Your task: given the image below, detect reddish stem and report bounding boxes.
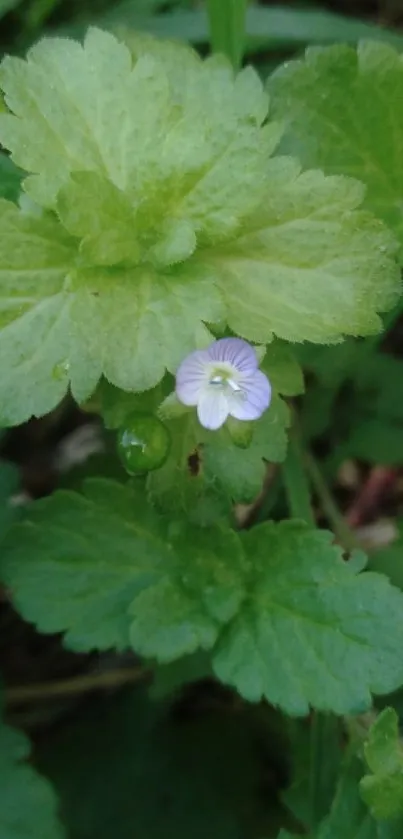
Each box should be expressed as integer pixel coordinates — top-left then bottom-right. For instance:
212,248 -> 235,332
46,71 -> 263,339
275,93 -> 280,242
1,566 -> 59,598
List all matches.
346,465 -> 397,528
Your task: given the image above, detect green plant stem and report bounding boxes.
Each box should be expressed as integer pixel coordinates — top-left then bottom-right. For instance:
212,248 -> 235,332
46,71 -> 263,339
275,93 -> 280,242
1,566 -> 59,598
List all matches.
309,713 -> 341,831
5,666 -> 149,706
206,0 -> 248,68
304,451 -> 359,553
282,431 -> 315,526
283,429 -> 343,831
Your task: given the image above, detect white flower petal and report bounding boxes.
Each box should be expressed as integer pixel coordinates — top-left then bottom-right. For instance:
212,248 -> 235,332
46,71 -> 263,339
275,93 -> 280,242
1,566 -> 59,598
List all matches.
197,389 -> 229,430
229,369 -> 271,421
175,348 -> 210,406
206,337 -> 257,374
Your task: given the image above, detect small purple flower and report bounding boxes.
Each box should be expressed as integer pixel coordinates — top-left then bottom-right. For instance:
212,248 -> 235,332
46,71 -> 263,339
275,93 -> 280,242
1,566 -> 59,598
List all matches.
175,337 -> 271,431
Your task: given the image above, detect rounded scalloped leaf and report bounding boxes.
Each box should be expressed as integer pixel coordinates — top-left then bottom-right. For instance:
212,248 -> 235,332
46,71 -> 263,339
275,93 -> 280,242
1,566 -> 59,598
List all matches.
213,521 -> 403,716
269,41 -> 403,259
0,479 -> 245,660
0,27 -> 274,248
195,161 -> 400,344
0,31 -> 399,424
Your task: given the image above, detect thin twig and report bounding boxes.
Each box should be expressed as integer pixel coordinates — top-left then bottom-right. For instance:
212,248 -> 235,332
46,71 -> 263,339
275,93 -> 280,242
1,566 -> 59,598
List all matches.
305,451 -> 360,553
5,666 -> 149,706
282,429 -> 315,526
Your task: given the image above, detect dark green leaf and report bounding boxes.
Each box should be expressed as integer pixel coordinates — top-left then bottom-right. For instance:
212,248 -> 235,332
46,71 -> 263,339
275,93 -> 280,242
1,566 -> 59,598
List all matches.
0,460 -> 19,539
0,479 -> 244,660
0,154 -> 23,202
0,712 -> 65,839
213,521 -> 403,715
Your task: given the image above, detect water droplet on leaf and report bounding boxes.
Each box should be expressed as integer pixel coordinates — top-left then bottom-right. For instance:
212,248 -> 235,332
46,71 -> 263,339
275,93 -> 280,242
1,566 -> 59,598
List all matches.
117,413 -> 170,475
52,360 -> 70,380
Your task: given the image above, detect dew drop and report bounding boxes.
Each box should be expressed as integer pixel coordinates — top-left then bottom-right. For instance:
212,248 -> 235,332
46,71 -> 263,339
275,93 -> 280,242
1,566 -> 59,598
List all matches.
52,360 -> 70,380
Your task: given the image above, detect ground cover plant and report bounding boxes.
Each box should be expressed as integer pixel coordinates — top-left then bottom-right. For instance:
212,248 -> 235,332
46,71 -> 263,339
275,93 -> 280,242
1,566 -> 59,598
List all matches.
3,0 -> 403,837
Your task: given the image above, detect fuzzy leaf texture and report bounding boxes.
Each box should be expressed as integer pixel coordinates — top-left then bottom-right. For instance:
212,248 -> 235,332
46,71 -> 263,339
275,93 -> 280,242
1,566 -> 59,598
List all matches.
213,521 -> 403,716
0,29 -> 399,423
269,40 -> 403,260
0,711 -> 65,839
360,708 -> 403,820
3,498 -> 403,716
0,479 -> 244,660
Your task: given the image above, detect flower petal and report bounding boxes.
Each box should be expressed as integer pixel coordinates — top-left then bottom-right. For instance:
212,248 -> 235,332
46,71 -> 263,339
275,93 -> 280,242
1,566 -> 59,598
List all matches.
197,389 -> 229,430
206,337 -> 258,374
176,349 -> 210,406
229,369 -> 271,421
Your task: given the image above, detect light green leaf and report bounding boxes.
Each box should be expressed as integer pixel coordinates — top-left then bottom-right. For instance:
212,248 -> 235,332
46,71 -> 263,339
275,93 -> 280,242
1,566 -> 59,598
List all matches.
0,196 -> 221,423
57,171 -> 141,266
156,389 -> 190,420
202,393 -> 290,502
226,415 -> 253,448
281,756 -> 403,838
261,340 -> 304,396
0,31 -> 399,424
199,163 -> 400,344
269,41 -> 403,257
360,708 -> 403,820
316,757 -> 391,839
0,199 -> 77,424
0,713 -> 65,839
0,28 -> 271,220
72,263 -> 220,397
0,478 -> 244,660
213,521 -> 403,715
